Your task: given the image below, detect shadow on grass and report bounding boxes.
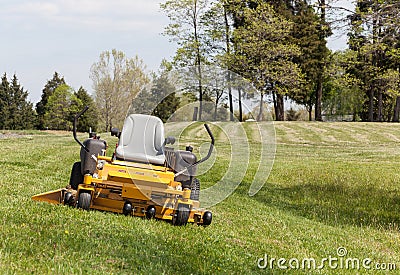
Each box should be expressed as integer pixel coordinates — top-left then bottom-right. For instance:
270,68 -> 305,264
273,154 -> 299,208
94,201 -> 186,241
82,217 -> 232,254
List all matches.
247,181 -> 400,230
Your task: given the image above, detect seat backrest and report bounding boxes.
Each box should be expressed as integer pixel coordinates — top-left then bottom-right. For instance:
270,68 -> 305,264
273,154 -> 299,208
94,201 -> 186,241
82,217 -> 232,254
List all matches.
115,114 -> 165,165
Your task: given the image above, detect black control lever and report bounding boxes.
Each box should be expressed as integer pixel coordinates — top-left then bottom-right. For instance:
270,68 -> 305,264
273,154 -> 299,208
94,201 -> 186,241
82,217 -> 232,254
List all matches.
73,106 -> 89,152
175,123 -> 215,177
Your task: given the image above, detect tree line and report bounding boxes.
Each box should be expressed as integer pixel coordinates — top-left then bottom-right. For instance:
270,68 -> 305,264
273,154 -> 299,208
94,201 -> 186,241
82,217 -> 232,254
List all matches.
160,0 -> 400,122
0,72 -> 98,131
0,53 -> 171,132
2,0 -> 399,131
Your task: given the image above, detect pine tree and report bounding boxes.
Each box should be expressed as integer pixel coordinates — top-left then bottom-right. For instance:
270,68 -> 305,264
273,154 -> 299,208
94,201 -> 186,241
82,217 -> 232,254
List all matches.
8,74 -> 36,129
290,0 -> 329,121
0,74 -> 11,130
0,73 -> 35,130
36,72 -> 65,129
151,74 -> 180,123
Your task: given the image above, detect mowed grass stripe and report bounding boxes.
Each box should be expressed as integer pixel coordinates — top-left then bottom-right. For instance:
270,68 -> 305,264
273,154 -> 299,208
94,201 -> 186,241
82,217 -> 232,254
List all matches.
0,125 -> 400,274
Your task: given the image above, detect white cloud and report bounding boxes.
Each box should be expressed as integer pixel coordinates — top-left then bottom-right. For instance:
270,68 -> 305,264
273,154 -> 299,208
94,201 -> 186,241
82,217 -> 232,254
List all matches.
0,0 -> 165,32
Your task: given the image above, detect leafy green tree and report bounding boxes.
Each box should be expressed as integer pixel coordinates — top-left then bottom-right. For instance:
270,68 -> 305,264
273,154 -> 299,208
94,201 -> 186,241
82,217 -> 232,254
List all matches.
228,1 -> 302,121
0,73 -> 36,130
36,72 -> 65,129
44,84 -> 77,130
323,51 -> 365,120
72,87 -> 99,132
348,0 -> 400,122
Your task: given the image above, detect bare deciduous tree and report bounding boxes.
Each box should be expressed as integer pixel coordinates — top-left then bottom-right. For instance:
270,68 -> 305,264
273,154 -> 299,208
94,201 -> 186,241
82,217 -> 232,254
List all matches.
90,49 -> 149,131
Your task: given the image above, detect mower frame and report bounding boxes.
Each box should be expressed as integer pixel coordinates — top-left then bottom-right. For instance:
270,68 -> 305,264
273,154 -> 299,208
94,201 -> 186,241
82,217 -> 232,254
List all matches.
32,106 -> 213,226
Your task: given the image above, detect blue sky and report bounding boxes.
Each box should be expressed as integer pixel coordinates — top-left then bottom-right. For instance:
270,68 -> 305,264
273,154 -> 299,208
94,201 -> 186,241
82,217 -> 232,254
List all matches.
0,0 -> 353,104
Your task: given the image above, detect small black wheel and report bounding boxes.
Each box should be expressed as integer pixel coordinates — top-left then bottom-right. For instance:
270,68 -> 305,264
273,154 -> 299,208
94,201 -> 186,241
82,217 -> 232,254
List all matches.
77,192 -> 91,210
172,204 -> 190,226
190,178 -> 200,201
63,192 -> 74,206
146,206 -> 156,219
202,211 -> 212,226
69,162 -> 83,190
123,202 -> 133,216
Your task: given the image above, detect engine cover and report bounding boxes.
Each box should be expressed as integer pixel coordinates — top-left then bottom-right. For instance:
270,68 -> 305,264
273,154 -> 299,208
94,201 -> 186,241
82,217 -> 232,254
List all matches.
80,138 -> 107,175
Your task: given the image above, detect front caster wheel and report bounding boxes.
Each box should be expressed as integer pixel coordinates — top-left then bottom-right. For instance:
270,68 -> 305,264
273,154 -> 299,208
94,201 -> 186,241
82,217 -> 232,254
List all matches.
77,192 -> 91,210
172,204 -> 190,226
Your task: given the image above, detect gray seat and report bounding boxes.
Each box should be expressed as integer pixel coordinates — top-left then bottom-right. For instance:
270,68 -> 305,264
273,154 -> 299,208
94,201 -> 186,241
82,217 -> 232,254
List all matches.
115,114 -> 165,165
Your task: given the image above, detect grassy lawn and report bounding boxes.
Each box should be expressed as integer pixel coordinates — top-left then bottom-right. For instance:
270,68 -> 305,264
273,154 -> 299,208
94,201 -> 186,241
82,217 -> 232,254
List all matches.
1,122 -> 400,274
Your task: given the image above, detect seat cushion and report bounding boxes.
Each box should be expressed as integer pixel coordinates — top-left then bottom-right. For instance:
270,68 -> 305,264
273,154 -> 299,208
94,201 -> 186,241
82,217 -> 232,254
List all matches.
115,114 -> 165,165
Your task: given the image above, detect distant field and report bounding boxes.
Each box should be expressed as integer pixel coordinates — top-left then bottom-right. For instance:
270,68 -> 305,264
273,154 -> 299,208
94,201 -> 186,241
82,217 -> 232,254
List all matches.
1,122 -> 400,274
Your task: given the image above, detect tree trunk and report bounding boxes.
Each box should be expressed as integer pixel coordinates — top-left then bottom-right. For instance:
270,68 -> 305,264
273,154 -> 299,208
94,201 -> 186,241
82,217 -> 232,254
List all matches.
194,1 -> 203,121
213,101 -> 217,121
396,66 -> 400,122
393,96 -> 400,122
197,68 -> 203,121
377,90 -> 383,122
227,73 -> 233,121
105,100 -> 110,132
315,0 -> 326,122
224,7 -> 234,122
257,93 -> 264,121
272,91 -> 277,120
368,86 -> 374,122
315,76 -> 323,121
368,14 -> 378,122
276,93 -> 285,121
238,87 -> 243,122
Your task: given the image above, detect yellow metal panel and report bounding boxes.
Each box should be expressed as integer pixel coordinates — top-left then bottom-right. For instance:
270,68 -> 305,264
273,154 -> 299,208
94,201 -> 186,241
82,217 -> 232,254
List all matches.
83,174 -> 92,184
31,189 -> 64,205
108,170 -> 171,185
111,159 -> 168,172
92,197 -> 124,213
103,162 -> 174,183
122,183 -> 151,200
97,156 -> 112,162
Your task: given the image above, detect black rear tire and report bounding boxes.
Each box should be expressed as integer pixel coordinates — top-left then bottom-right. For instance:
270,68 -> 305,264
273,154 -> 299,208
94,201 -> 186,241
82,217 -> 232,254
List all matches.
190,178 -> 200,201
77,192 -> 91,210
172,204 -> 190,226
69,162 -> 83,190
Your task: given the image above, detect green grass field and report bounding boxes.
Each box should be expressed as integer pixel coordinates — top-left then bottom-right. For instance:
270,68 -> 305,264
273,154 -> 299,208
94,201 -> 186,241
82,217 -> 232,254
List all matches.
1,122 -> 400,274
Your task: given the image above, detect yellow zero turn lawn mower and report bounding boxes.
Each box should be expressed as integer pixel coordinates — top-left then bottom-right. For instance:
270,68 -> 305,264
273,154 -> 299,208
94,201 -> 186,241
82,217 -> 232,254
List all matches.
32,106 -> 214,226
